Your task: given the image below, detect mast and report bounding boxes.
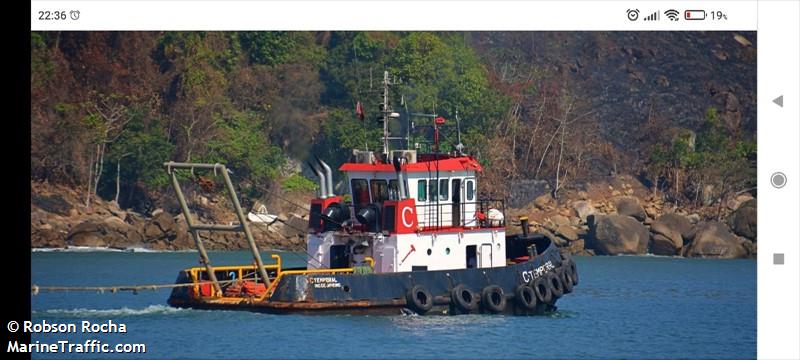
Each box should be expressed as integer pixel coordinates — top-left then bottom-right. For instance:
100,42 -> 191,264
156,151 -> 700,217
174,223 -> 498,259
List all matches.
381,71 -> 390,155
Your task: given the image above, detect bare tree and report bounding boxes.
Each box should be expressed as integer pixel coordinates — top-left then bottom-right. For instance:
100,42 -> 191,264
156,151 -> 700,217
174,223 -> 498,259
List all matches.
83,92 -> 133,207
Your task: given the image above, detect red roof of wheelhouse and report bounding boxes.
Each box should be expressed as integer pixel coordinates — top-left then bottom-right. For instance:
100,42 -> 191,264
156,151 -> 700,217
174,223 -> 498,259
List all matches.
339,156 -> 482,173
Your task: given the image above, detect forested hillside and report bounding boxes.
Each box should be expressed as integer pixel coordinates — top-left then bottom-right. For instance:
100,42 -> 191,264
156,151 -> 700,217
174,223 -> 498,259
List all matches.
31,31 -> 756,214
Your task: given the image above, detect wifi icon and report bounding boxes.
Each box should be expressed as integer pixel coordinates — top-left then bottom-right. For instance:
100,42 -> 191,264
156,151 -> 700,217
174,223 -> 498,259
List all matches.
665,9 -> 680,21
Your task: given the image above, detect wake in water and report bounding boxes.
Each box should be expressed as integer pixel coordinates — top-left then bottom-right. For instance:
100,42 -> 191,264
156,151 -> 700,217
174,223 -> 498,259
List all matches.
32,305 -> 186,318
32,246 -> 194,253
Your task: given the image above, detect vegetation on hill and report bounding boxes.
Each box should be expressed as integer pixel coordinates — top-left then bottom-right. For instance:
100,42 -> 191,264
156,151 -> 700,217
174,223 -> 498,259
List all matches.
31,31 -> 756,215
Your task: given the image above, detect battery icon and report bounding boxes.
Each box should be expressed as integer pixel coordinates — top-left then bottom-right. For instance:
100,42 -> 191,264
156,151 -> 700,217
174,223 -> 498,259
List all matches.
684,10 -> 706,20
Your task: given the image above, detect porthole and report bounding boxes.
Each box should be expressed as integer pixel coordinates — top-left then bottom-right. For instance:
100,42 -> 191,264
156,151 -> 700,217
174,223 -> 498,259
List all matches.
445,247 -> 451,255
343,285 -> 351,293
427,248 -> 432,256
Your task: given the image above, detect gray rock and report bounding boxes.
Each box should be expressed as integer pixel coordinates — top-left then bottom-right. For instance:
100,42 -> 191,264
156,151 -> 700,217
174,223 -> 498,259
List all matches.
551,215 -> 571,227
507,179 -> 551,208
67,221 -> 109,247
683,221 -> 749,258
649,214 -> 691,255
728,199 -> 756,241
151,212 -> 177,234
32,194 -> 72,216
587,214 -> 649,255
31,229 -> 67,248
614,196 -> 646,221
572,201 -> 597,223
538,228 -> 567,247
651,234 -> 681,256
66,217 -> 143,249
555,225 -> 579,241
534,194 -> 553,210
654,213 -> 695,242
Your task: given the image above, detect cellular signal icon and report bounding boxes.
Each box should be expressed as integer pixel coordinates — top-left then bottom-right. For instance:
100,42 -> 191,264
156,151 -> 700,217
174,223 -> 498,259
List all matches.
665,9 -> 679,21
643,11 -> 659,21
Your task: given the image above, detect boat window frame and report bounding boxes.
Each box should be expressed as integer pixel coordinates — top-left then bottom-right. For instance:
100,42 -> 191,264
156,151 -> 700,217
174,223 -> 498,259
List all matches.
370,179 -> 389,204
439,179 -> 449,201
388,179 -> 399,200
466,178 -> 475,201
351,178 -> 370,212
428,179 -> 438,202
417,179 -> 427,202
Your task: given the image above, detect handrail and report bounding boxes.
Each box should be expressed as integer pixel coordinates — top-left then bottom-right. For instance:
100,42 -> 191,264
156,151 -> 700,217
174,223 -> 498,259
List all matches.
185,254 -> 355,302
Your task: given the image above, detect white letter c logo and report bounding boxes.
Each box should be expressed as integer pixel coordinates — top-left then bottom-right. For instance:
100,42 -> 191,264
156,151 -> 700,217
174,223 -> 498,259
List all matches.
401,206 -> 414,228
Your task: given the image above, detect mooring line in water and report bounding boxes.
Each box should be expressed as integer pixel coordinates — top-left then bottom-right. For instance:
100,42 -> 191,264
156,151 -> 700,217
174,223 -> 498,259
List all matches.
30,279 -> 241,296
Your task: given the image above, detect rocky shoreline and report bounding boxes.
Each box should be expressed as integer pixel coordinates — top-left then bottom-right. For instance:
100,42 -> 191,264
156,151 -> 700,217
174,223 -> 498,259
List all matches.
31,182 -> 308,252
31,176 -> 756,259
509,176 -> 757,259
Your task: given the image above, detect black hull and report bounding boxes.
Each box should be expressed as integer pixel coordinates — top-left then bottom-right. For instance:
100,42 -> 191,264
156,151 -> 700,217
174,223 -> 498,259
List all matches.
168,242 -> 574,315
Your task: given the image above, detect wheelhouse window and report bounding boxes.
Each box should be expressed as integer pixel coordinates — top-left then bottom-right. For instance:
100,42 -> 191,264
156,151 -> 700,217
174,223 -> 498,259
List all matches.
466,179 -> 475,201
439,179 -> 449,201
417,180 -> 427,202
428,179 -> 438,202
370,179 -> 389,204
388,180 -> 399,200
351,179 -> 370,212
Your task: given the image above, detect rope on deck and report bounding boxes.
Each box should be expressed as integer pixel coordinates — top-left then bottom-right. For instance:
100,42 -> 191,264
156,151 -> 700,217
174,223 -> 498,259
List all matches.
30,279 -> 240,296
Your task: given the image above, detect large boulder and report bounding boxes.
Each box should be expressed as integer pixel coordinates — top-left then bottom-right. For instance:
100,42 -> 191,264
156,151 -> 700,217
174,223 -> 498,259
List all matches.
551,215 -> 571,227
655,213 -> 694,241
67,220 -> 109,247
587,214 -> 649,255
555,225 -> 579,242
683,221 -> 750,258
614,196 -> 646,221
151,211 -> 177,234
651,233 -> 681,256
649,213 -> 693,255
728,199 -> 756,241
572,201 -> 597,223
31,229 -> 67,248
66,217 -> 143,249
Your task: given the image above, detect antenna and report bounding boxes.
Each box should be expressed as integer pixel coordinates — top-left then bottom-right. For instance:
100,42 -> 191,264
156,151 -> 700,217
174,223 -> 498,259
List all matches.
455,109 -> 464,155
380,71 -> 401,156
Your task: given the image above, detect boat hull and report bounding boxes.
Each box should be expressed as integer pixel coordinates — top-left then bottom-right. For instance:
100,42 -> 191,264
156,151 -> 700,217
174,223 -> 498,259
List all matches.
168,243 -> 573,315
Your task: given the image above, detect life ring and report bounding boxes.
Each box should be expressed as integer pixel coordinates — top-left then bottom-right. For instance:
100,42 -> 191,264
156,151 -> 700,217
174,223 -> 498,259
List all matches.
514,284 -> 537,311
450,284 -> 478,313
545,271 -> 564,299
406,285 -> 433,314
481,285 -> 507,313
401,206 -> 414,228
533,275 -> 553,304
559,267 -> 574,294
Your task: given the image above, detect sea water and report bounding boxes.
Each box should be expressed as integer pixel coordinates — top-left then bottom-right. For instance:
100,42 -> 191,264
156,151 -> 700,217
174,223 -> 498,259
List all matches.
30,251 -> 756,359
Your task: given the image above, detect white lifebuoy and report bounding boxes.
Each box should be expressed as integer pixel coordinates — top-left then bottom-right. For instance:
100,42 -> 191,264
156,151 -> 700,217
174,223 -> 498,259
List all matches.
401,206 -> 414,228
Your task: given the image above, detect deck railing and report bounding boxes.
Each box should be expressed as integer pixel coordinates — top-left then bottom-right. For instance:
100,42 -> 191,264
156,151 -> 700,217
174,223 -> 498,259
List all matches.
186,254 -> 357,302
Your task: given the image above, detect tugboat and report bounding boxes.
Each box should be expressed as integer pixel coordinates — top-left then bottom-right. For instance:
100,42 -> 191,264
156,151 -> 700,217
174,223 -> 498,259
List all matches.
166,72 -> 578,315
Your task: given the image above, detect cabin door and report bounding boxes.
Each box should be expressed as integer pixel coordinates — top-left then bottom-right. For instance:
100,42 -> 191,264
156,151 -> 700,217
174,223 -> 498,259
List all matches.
452,179 -> 461,227
479,244 -> 493,268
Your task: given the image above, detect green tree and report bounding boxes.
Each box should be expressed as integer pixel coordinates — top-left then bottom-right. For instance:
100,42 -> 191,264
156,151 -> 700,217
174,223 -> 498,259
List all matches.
204,111 -> 285,185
